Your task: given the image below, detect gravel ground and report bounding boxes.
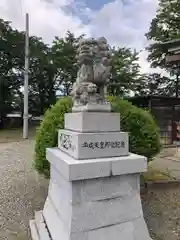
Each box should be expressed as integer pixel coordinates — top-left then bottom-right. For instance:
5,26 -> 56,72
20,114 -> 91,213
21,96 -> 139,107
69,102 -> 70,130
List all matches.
143,187 -> 180,240
0,140 -> 180,240
0,140 -> 48,240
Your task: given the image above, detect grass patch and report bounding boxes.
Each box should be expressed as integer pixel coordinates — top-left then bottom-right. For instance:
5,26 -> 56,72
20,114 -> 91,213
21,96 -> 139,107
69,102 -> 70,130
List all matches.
143,164 -> 174,182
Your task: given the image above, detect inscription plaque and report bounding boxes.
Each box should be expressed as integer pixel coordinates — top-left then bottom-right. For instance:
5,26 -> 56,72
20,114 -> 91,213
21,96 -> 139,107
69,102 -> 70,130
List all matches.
58,130 -> 129,159
82,141 -> 125,149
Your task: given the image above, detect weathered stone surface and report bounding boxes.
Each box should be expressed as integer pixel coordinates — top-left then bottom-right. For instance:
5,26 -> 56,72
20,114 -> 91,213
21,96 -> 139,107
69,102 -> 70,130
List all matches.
35,211 -> 50,240
70,218 -> 152,240
72,103 -> 111,113
58,129 -> 129,159
48,167 -> 142,233
48,180 -> 72,228
40,149 -> 150,240
112,153 -> 147,176
46,148 -> 112,181
71,37 -> 112,112
47,173 -> 143,232
50,165 -> 139,204
29,220 -> 40,240
65,112 -> 120,133
71,194 -> 143,232
43,197 -> 69,240
29,211 -> 51,240
50,165 -> 72,198
71,174 -> 140,203
43,196 -> 151,240
46,148 -> 147,181
44,190 -> 143,233
133,218 -> 152,240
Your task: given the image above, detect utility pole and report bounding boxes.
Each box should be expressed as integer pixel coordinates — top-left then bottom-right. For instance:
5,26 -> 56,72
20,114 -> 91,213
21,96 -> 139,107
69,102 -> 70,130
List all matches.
23,13 -> 29,139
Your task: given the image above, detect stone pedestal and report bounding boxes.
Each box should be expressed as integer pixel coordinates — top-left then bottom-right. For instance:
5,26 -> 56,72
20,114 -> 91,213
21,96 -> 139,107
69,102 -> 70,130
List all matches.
30,112 -> 152,240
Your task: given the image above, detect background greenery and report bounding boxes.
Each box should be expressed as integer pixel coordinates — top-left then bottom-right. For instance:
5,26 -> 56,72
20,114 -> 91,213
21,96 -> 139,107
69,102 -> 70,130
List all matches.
2,0 -> 180,129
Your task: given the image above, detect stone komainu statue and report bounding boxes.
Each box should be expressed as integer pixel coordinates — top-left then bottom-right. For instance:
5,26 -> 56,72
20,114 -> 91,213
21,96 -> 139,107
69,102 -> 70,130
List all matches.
71,37 -> 112,112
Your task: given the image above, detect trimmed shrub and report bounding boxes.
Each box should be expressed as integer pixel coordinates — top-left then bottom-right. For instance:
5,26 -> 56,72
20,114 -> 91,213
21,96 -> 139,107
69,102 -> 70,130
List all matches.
34,96 -> 161,177
34,97 -> 72,177
109,97 -> 161,159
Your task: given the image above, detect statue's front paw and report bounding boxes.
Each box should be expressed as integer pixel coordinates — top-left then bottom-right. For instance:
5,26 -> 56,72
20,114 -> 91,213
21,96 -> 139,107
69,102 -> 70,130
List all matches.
80,92 -> 89,104
87,83 -> 97,93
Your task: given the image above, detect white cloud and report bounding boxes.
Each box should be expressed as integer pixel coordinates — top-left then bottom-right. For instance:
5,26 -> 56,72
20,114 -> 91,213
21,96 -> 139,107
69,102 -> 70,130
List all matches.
0,0 -> 160,73
88,0 -> 158,48
0,0 -> 89,43
138,50 -> 170,77
87,0 -> 159,72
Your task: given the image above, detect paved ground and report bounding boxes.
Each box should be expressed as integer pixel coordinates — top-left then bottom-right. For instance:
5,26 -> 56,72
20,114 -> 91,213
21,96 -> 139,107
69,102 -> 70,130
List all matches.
0,140 -> 180,240
148,147 -> 180,180
0,140 -> 48,240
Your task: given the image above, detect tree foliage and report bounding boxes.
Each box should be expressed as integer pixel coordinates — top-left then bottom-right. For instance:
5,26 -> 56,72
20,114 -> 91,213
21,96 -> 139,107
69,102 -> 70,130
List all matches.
2,14 -> 175,128
0,19 -> 24,127
108,48 -> 141,96
51,31 -> 84,96
146,0 -> 180,96
134,73 -> 172,96
146,0 -> 180,68
0,18 -> 145,128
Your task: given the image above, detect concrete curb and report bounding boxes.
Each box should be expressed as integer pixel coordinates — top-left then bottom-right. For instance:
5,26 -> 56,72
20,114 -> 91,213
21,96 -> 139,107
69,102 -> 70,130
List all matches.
140,180 -> 180,195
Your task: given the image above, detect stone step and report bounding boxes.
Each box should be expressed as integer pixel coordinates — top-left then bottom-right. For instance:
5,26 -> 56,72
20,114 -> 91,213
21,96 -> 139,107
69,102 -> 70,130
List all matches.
29,211 -> 51,240
29,219 -> 40,240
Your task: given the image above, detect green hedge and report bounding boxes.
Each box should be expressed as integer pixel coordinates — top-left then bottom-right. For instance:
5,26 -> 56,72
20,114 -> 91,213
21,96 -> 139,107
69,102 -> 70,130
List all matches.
34,97 -> 161,177
109,97 -> 161,159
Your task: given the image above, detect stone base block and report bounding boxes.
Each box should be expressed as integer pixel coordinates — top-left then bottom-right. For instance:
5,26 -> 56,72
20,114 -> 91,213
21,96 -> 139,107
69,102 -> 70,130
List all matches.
46,148 -> 147,181
58,130 -> 129,159
30,209 -> 152,240
65,112 -> 120,133
30,148 -> 151,240
42,196 -> 152,240
50,165 -> 141,204
47,179 -> 143,232
43,196 -> 152,240
41,157 -> 151,240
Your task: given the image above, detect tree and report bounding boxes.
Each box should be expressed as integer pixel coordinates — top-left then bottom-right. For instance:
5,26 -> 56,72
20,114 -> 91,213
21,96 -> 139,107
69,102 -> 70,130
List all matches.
146,0 -> 180,67
0,27 -> 84,120
108,47 -> 141,96
134,73 -> 172,96
0,18 -> 57,121
0,17 -> 161,127
27,36 -> 57,115
0,19 -> 25,128
51,31 -> 84,96
146,0 -> 180,96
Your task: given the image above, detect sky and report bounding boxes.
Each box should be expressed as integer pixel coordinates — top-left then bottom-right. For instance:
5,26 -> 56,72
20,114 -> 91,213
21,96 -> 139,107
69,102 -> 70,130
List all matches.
0,0 -> 160,73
